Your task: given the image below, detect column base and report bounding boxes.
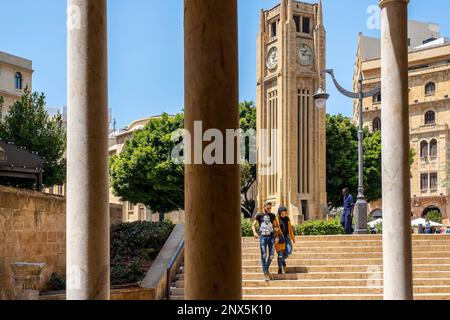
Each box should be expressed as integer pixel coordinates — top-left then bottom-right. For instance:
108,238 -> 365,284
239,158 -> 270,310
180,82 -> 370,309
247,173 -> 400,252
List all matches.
354,199 -> 369,234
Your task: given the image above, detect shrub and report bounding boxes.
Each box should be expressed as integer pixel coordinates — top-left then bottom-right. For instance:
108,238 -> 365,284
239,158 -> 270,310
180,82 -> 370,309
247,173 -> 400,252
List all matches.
242,215 -> 257,237
427,210 -> 442,224
110,260 -> 144,286
295,218 -> 344,236
47,273 -> 66,291
375,222 -> 383,234
110,220 -> 175,285
45,221 -> 175,290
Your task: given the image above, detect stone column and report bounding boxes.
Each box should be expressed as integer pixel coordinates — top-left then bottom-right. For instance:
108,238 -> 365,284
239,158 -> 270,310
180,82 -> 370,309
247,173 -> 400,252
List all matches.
184,0 -> 242,300
67,0 -> 110,300
380,0 -> 413,300
11,263 -> 45,300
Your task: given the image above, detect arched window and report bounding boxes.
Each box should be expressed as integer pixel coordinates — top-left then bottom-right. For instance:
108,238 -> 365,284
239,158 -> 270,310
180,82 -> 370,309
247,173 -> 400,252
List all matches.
420,140 -> 429,158
430,139 -> 438,158
15,72 -> 23,90
372,117 -> 381,132
425,110 -> 436,125
425,82 -> 436,95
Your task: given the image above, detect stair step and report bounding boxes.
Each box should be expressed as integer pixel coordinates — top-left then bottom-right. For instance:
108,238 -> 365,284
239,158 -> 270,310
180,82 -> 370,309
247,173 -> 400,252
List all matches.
241,235 -> 450,242
169,237 -> 450,300
241,286 -> 450,295
242,246 -> 450,253
241,252 -> 450,259
244,293 -> 450,300
169,293 -> 450,301
241,241 -> 450,248
242,258 -> 450,267
241,271 -> 450,280
241,279 -> 450,287
242,264 -> 450,273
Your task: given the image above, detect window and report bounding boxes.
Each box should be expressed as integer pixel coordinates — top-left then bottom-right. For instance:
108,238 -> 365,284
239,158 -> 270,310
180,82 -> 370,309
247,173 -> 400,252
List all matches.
302,17 -> 310,34
128,202 -> 134,212
425,82 -> 436,95
430,139 -> 438,158
372,117 -> 381,132
373,93 -> 382,103
420,141 -> 429,158
425,110 -> 436,125
0,147 -> 6,162
270,22 -> 277,38
15,72 -> 22,90
293,15 -> 301,32
430,173 -> 438,191
421,174 -> 429,191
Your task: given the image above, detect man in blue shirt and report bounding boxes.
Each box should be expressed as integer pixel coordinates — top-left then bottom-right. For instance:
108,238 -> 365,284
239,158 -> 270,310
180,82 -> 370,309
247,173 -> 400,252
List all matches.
341,187 -> 355,234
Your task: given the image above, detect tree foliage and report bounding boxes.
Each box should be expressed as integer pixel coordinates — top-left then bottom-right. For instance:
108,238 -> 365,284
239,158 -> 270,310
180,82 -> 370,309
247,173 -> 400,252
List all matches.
239,101 -> 257,218
110,102 -> 258,216
326,114 -> 359,209
326,114 -> 415,210
326,114 -> 382,209
0,88 -> 66,188
110,113 -> 185,214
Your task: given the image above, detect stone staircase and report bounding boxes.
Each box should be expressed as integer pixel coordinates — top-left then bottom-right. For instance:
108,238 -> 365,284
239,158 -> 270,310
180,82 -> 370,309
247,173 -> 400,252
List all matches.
169,235 -> 450,300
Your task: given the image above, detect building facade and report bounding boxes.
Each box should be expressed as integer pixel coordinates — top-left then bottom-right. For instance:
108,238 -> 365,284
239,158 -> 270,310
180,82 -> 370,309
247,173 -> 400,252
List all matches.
0,51 -> 33,121
354,21 -> 450,224
256,0 -> 327,223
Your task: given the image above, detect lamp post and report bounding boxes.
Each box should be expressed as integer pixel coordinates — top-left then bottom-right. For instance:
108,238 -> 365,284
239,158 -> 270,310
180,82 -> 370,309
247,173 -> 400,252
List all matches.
313,69 -> 381,234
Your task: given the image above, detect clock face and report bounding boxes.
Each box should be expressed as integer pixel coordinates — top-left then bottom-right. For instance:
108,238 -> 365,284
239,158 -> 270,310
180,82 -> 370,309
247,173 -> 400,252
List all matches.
297,44 -> 314,66
266,46 -> 278,70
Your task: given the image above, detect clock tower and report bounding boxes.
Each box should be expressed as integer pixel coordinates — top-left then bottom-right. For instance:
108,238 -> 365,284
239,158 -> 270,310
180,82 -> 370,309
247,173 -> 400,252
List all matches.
256,0 -> 328,223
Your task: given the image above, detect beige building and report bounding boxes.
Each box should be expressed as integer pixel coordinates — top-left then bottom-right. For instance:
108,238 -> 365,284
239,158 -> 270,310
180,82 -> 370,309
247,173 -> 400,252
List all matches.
355,21 -> 450,223
0,51 -> 33,120
256,0 -> 327,223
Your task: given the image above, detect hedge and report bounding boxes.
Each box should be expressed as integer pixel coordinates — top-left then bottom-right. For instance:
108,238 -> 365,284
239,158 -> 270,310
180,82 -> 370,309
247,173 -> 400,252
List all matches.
294,218 -> 344,236
45,220 -> 175,290
110,220 -> 175,285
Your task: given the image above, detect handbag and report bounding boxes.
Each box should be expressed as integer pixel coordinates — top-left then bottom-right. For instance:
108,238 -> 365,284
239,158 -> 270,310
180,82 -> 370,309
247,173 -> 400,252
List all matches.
275,217 -> 286,252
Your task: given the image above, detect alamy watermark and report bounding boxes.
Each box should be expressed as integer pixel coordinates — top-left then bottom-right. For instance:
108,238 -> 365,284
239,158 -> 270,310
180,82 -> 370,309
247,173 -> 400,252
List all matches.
366,5 -> 381,31
170,122 -> 278,176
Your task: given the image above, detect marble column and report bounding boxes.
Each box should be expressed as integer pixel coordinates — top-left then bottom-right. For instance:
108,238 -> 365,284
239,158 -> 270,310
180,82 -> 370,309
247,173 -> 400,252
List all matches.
380,0 -> 413,300
66,0 -> 110,300
184,0 -> 242,300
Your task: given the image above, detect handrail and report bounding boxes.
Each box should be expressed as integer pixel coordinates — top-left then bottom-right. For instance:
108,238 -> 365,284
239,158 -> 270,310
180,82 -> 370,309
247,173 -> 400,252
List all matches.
166,239 -> 185,300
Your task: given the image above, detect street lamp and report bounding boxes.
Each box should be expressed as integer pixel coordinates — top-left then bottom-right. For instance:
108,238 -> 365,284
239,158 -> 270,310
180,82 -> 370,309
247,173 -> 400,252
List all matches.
313,69 -> 381,234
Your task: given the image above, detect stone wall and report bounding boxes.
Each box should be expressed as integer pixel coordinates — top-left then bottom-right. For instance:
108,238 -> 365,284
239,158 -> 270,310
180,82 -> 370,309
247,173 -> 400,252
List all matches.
110,203 -> 123,226
0,186 -> 123,300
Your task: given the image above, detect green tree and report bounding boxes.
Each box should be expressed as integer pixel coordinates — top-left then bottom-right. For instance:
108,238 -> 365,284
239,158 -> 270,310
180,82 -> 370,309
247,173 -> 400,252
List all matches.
326,114 -> 415,210
326,114 -> 359,209
0,88 -> 66,188
110,113 -> 185,218
110,103 -> 258,218
239,101 -> 257,218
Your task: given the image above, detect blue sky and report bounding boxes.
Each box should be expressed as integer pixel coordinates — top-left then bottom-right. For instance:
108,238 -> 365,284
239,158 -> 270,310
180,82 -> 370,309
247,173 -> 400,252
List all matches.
1,0 -> 450,128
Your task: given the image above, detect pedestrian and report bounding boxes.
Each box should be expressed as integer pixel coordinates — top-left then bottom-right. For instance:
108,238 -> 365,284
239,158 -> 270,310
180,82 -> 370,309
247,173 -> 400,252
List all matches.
341,187 -> 355,234
252,201 -> 277,280
425,218 -> 432,234
275,206 -> 295,274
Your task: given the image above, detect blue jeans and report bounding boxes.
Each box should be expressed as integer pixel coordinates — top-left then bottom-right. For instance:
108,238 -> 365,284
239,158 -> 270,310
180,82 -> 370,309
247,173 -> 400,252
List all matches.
259,235 -> 275,274
277,236 -> 293,268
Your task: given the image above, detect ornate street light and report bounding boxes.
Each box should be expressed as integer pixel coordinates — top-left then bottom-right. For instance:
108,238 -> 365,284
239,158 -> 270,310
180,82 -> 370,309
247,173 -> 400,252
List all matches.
313,69 -> 381,234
